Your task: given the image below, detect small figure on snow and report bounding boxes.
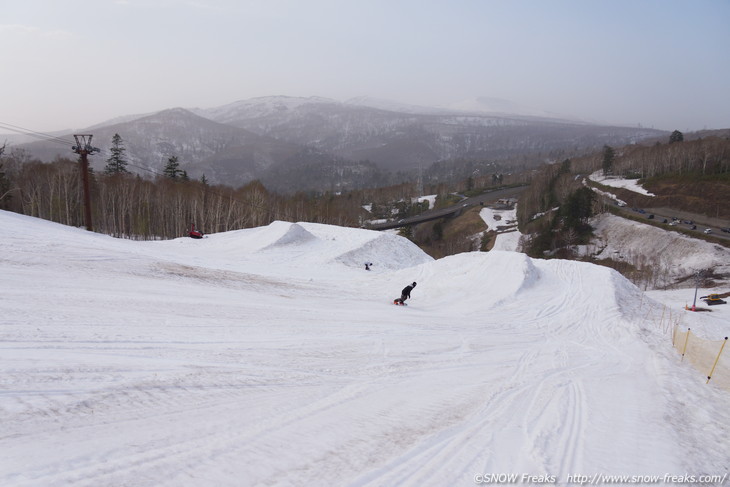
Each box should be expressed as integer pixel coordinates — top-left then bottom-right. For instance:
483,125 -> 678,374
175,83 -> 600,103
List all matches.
189,223 -> 204,239
365,262 -> 373,271
394,282 -> 416,305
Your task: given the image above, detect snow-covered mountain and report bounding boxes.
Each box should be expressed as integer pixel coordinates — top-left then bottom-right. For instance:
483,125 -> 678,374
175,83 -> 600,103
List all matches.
15,95 -> 668,192
2,209 -> 729,485
190,95 -> 336,125
344,96 -> 451,115
446,96 -> 579,121
13,107 -> 322,189
196,96 -> 667,176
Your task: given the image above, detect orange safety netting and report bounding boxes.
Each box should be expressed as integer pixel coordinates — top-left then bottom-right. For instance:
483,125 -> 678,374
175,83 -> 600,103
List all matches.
673,325 -> 730,391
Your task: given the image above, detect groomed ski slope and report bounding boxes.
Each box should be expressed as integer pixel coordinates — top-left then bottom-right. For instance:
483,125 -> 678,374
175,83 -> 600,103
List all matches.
1,210 -> 728,487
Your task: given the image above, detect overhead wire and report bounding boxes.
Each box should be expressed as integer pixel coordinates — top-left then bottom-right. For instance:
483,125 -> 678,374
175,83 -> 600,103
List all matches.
0,121 -> 76,147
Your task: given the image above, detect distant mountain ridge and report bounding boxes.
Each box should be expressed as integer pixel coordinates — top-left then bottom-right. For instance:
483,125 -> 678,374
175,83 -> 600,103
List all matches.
15,96 -> 668,192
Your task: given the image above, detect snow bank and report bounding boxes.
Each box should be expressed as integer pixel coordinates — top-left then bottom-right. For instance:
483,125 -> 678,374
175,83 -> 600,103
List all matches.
335,232 -> 432,270
590,214 -> 730,289
479,206 -> 522,251
416,194 -> 437,209
589,170 -> 655,196
646,287 -> 730,339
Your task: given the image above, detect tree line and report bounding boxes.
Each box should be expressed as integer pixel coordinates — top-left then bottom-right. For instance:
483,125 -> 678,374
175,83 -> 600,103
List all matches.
583,132 -> 730,179
0,136 -> 478,241
0,141 -> 373,239
515,130 -> 730,264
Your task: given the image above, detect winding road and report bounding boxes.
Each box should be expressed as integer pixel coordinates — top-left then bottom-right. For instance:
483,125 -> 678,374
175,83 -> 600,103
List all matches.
369,186 -> 528,231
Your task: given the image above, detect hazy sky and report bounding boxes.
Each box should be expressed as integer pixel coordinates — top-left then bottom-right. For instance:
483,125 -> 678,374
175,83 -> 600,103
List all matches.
3,0 -> 729,133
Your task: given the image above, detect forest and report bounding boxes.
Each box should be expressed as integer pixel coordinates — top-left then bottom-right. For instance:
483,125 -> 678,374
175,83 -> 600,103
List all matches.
0,143 -> 447,240
1,131 -> 728,256
516,133 -> 730,259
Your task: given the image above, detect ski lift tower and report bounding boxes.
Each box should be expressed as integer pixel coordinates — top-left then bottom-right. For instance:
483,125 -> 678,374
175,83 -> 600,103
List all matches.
72,135 -> 99,231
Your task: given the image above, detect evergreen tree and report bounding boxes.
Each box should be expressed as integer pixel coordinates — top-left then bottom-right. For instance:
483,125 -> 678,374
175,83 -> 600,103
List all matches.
398,224 -> 413,241
561,186 -> 595,230
104,133 -> 129,174
602,145 -> 615,176
200,174 -> 208,186
163,156 -> 181,179
669,130 -> 684,143
559,159 -> 572,175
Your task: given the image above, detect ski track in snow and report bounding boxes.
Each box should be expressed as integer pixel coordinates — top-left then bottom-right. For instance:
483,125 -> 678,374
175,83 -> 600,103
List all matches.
1,210 -> 729,486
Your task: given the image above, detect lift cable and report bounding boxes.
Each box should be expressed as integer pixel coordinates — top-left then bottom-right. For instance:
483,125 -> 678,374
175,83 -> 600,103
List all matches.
0,121 -> 76,147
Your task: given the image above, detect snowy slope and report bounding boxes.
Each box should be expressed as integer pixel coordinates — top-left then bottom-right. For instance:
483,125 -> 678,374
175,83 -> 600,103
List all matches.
590,213 -> 730,290
479,206 -> 522,252
1,210 -> 729,487
588,171 -> 656,196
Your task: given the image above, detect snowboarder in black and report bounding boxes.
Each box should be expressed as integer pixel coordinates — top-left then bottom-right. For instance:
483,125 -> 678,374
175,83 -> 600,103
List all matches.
395,282 -> 416,305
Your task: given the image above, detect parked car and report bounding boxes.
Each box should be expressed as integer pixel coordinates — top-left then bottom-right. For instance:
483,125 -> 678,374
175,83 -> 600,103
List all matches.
648,214 -> 654,219
691,225 -> 697,230
704,228 -> 712,234
721,227 -> 730,233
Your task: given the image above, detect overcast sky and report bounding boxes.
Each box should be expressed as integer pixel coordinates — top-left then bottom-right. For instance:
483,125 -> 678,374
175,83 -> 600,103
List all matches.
3,0 -> 729,133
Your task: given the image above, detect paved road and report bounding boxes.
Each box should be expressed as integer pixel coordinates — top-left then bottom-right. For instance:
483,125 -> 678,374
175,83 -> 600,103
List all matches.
614,204 -> 730,241
369,186 -> 527,231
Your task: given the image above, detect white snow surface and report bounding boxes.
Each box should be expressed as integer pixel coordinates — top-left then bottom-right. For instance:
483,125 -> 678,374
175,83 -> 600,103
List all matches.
416,194 -> 437,210
1,210 -> 729,486
589,171 -> 655,196
479,207 -> 523,252
590,214 -> 730,291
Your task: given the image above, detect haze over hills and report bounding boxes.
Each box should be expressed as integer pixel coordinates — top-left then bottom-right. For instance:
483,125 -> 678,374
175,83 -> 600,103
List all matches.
11,96 -> 668,192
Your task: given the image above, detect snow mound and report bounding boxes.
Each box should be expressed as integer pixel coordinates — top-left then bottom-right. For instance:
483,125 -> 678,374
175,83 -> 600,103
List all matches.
261,222 -> 317,249
335,232 -> 432,270
413,251 -> 540,312
185,220 -> 433,276
414,251 -> 650,328
257,221 -> 432,272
